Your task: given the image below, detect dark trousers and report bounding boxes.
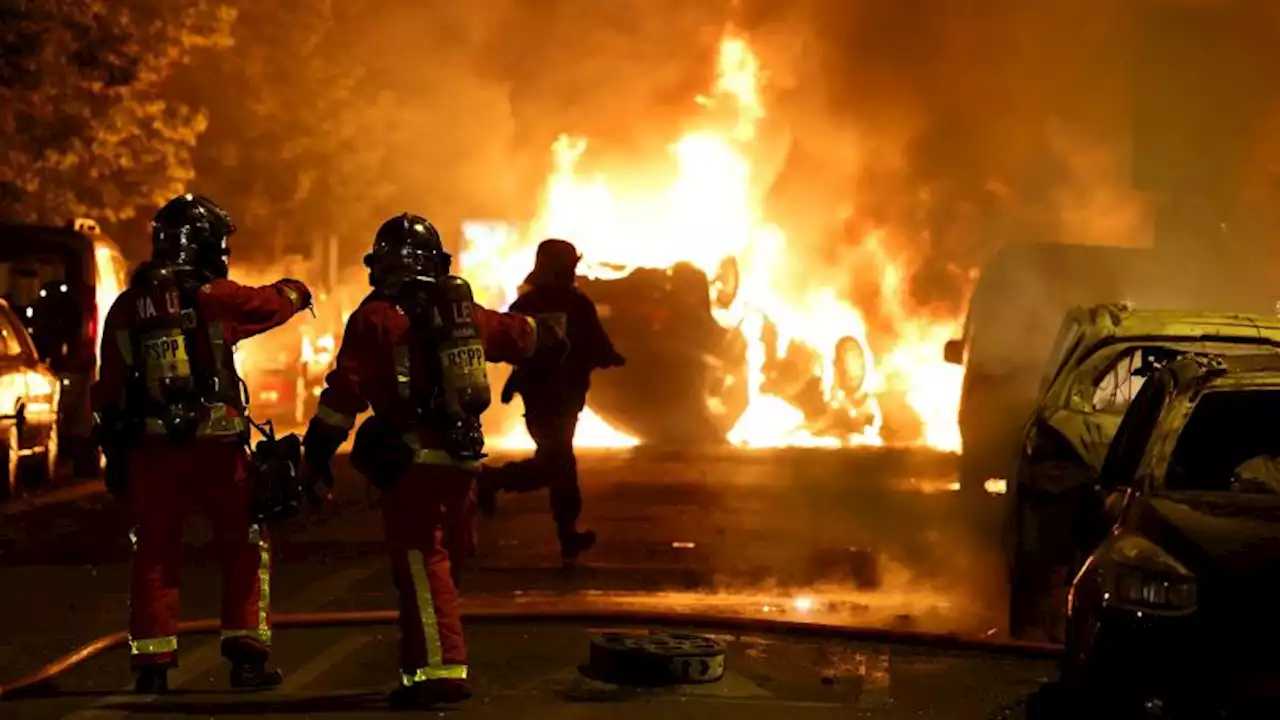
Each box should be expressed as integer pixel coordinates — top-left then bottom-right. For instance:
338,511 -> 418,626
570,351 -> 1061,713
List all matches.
494,410 -> 581,542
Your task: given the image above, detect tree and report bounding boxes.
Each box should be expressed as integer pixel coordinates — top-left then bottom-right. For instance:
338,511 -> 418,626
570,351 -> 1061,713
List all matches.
0,0 -> 234,224
181,0 -> 402,265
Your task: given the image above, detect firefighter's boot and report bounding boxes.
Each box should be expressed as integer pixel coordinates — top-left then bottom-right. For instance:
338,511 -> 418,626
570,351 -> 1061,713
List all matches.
228,660 -> 284,690
389,679 -> 473,709
223,637 -> 283,690
559,528 -> 597,565
134,666 -> 170,694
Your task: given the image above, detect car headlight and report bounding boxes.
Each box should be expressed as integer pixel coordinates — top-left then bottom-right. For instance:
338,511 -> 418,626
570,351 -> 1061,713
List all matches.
1101,536 -> 1197,615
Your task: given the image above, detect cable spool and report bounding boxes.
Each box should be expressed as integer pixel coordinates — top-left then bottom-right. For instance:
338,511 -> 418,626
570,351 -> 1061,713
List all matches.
587,631 -> 727,686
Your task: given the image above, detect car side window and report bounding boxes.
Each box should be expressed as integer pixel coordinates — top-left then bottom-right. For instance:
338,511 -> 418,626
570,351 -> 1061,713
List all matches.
1098,371 -> 1170,488
0,310 -> 26,357
1092,348 -> 1150,413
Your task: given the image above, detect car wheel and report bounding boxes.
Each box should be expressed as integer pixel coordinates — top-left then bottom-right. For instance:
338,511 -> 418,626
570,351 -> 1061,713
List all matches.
834,336 -> 868,398
17,422 -> 58,490
710,257 -> 739,312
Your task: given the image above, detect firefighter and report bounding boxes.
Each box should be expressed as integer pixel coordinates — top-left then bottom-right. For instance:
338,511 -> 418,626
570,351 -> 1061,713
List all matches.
300,213 -> 564,709
91,194 -> 312,693
478,238 -> 626,564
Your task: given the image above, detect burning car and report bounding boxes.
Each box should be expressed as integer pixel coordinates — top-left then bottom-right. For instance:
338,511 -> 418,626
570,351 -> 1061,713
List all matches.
236,323 -> 335,432
1008,304 -> 1280,641
577,259 -> 876,446
1063,352 -> 1280,716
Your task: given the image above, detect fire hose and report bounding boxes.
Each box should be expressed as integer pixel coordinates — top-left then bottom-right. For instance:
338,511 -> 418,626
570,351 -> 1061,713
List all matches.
0,607 -> 1061,701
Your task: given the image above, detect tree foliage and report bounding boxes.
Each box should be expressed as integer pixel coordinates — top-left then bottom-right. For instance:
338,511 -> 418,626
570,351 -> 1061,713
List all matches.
0,0 -> 234,224
184,0 -> 402,262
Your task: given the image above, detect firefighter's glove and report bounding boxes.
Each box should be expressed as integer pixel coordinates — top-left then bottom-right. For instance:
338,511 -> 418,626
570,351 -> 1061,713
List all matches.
279,278 -> 314,316
533,316 -> 570,363
301,422 -> 343,507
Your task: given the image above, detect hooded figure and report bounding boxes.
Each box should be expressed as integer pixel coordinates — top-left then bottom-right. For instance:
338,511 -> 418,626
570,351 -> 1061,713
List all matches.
481,239 -> 625,564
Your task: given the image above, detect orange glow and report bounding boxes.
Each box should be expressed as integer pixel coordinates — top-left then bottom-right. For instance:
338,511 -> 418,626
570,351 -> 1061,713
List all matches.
462,30 -> 964,452
0,370 -> 60,419
93,241 -> 126,367
300,332 -> 336,374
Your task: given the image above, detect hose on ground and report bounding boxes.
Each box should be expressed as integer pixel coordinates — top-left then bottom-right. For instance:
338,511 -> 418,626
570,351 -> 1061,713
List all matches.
0,608 -> 1061,700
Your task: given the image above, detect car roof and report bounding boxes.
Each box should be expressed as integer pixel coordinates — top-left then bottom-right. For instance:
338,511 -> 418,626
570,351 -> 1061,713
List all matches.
0,223 -> 96,255
1163,352 -> 1280,391
1064,303 -> 1280,342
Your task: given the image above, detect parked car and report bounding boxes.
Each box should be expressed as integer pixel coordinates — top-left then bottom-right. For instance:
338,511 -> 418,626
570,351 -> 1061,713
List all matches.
0,298 -> 61,501
1063,352 -> 1280,717
944,242 -> 1280,494
580,260 -> 874,445
1,218 -> 129,477
1008,304 -> 1280,640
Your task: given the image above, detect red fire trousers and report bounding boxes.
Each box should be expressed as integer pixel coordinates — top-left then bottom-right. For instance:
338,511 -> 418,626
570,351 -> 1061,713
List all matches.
127,441 -> 271,668
379,463 -> 476,685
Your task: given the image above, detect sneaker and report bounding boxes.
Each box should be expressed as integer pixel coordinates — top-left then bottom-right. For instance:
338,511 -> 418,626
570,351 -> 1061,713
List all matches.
229,660 -> 284,690
134,666 -> 169,694
389,678 -> 472,708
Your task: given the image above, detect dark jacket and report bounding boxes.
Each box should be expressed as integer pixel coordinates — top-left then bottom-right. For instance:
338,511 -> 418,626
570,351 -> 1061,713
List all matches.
504,280 -> 621,414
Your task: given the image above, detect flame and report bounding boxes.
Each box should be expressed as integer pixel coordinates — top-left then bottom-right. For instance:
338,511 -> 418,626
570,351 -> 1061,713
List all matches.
463,29 -> 964,452
93,241 -> 126,364
300,332 -> 336,374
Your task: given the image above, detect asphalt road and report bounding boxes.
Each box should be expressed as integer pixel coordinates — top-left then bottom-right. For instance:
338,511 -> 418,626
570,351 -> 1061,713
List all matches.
0,446 -> 1055,718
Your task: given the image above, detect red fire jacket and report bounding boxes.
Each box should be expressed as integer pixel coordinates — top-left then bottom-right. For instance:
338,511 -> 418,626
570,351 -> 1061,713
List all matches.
310,292 -> 539,464
91,277 -> 312,438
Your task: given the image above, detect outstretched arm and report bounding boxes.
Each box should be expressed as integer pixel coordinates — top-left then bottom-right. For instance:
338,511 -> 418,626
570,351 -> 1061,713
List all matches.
204,278 -> 312,344
474,305 -> 540,364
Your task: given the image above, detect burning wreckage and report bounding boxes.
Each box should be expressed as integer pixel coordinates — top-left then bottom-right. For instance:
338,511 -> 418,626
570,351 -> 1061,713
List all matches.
453,33 -> 962,452
224,31 -> 964,452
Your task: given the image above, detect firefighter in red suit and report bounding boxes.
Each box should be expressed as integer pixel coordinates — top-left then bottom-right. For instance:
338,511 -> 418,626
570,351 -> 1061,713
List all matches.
300,213 -> 563,709
91,194 -> 312,694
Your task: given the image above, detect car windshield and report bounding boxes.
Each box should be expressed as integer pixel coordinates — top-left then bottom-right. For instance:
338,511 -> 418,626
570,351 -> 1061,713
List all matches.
1165,388 -> 1280,493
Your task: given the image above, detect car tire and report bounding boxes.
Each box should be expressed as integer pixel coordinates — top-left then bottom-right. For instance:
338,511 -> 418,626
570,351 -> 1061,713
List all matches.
16,423 -> 57,491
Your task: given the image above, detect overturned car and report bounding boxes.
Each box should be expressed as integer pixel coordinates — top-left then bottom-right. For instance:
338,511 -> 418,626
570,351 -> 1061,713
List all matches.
579,260 -> 875,446
1008,303 -> 1280,641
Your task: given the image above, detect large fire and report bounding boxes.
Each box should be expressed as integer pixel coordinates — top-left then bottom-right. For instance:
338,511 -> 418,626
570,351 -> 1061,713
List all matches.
462,31 -> 964,452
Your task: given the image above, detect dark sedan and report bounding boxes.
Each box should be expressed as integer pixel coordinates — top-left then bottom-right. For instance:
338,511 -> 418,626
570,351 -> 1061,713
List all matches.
1064,353 -> 1280,717
0,299 -> 60,501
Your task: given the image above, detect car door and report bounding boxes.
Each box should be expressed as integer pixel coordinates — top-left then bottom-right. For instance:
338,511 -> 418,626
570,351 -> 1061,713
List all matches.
1072,346 -> 1158,470
0,303 -> 57,441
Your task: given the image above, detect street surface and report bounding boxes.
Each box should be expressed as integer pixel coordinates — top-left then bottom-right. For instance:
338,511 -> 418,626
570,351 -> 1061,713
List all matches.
0,446 -> 1059,718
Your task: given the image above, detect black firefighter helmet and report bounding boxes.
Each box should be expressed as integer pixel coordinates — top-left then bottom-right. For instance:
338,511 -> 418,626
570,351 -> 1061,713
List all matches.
365,213 -> 451,292
151,193 -> 235,279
